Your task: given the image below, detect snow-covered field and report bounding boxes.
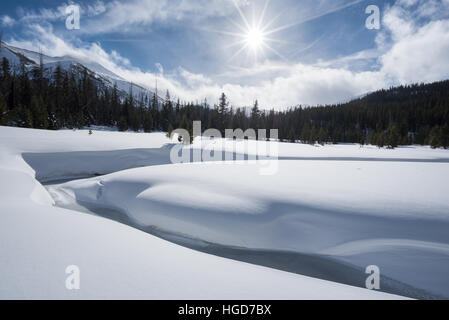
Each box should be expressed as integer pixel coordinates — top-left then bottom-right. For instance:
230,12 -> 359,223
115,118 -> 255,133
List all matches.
2,126 -> 449,299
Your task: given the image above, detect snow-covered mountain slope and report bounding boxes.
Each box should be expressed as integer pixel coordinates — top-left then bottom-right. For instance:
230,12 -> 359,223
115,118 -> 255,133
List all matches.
0,42 -> 160,101
0,125 -> 410,300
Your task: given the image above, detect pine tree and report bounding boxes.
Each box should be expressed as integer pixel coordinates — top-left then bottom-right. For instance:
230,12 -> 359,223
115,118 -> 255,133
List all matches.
31,50 -> 46,95
167,123 -> 174,138
318,127 -> 327,145
250,100 -> 261,130
130,109 -> 140,132
0,92 -> 6,125
377,131 -> 386,148
31,96 -> 48,129
19,64 -> 32,109
48,101 -> 60,130
442,125 -> 449,149
300,123 -> 311,144
76,110 -> 84,129
179,113 -> 192,143
1,57 -> 10,80
217,92 -> 229,133
151,92 -> 160,130
288,127 -> 296,143
13,104 -> 33,128
161,90 -> 173,131
428,125 -> 449,149
118,116 -> 128,132
386,124 -> 401,149
309,126 -> 317,145
111,83 -> 120,125
143,110 -> 153,133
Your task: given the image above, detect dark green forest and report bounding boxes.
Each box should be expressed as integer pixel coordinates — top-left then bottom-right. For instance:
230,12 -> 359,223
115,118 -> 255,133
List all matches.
1,56 -> 448,149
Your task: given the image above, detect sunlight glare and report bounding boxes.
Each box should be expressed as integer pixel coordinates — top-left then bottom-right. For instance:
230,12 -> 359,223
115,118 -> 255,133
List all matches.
245,27 -> 265,51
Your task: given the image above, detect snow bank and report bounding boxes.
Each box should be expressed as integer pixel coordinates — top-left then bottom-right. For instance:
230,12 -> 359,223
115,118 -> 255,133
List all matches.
49,160 -> 449,298
3,199 -> 406,299
0,126 -> 409,299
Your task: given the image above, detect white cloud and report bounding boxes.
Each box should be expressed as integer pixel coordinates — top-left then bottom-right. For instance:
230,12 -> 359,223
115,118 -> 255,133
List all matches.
1,15 -> 15,27
5,0 -> 449,109
9,25 -> 385,108
86,1 -> 107,17
14,0 -> 249,35
378,0 -> 449,84
84,0 -> 250,34
16,4 -> 68,22
380,20 -> 449,83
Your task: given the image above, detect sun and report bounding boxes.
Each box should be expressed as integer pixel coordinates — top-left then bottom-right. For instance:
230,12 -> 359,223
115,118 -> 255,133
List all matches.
220,0 -> 286,63
204,0 -> 288,63
245,27 -> 265,51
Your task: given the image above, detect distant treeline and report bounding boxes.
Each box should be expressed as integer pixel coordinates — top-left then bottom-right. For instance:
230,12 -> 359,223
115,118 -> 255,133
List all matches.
0,56 -> 448,149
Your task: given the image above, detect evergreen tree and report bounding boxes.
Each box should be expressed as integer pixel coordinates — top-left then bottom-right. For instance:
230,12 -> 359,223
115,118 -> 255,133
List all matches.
143,110 -> 153,133
377,131 -> 386,148
217,92 -> 228,133
1,57 -> 10,80
31,96 -> 48,129
288,127 -> 296,143
167,123 -> 174,138
318,127 -> 327,145
19,63 -> 32,109
300,123 -> 311,143
1,55 -> 449,148
386,124 -> 401,149
250,100 -> 261,129
111,83 -> 120,125
161,90 -> 174,131
151,92 -> 160,130
118,116 -> 128,132
442,125 -> 449,149
0,92 -> 6,125
429,126 -> 441,149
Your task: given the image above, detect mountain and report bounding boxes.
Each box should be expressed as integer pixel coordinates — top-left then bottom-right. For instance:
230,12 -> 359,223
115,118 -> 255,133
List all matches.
0,42 -> 163,102
0,41 -> 448,148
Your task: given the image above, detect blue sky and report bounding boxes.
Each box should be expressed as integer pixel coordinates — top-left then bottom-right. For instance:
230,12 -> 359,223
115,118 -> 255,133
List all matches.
1,0 -> 449,108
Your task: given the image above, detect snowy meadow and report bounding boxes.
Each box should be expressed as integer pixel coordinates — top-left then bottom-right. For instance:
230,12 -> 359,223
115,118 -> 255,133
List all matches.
1,125 -> 449,299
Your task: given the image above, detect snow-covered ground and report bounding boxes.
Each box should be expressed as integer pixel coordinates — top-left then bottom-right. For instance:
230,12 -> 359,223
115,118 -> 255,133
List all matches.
3,126 -> 449,299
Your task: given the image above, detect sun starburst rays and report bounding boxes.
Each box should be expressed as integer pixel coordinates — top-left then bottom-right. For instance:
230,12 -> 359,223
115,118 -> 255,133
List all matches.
227,0 -> 287,64
202,0 -> 368,65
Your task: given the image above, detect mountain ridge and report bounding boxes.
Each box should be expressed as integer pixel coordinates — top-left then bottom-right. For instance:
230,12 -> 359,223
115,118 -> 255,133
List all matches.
0,42 -> 163,103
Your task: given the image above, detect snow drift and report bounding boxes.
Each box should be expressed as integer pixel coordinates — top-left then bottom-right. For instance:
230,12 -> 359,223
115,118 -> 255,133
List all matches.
3,126 -> 449,299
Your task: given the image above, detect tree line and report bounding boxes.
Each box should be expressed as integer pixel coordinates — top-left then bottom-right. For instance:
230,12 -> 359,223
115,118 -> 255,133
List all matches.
0,55 -> 448,149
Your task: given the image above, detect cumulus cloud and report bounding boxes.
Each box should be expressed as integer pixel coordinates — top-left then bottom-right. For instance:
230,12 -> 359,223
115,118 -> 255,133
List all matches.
380,20 -> 449,83
1,15 -> 15,27
378,0 -> 449,83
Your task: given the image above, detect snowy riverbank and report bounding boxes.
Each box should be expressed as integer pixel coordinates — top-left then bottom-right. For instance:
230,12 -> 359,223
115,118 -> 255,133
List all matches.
3,126 -> 449,299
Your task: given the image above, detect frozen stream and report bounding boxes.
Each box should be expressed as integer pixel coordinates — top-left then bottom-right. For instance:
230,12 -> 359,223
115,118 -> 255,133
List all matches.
42,174 -> 446,300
